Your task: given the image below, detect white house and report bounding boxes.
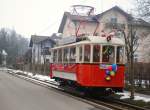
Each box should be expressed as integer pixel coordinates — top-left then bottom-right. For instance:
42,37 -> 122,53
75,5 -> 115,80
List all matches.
29,35 -> 56,64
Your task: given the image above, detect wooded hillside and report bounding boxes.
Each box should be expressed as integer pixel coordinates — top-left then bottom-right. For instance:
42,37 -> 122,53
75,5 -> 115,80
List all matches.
0,28 -> 29,65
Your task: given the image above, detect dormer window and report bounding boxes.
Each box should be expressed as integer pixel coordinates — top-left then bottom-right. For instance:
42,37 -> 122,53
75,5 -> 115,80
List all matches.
111,17 -> 117,23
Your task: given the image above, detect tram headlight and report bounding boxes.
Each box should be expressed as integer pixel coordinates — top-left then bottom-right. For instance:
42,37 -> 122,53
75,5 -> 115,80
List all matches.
105,76 -> 111,81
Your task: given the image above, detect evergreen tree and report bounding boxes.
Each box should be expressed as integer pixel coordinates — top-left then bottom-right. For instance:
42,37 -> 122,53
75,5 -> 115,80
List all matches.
0,28 -> 29,65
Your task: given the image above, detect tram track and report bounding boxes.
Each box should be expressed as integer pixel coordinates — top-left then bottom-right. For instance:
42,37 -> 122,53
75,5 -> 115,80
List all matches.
6,70 -> 149,110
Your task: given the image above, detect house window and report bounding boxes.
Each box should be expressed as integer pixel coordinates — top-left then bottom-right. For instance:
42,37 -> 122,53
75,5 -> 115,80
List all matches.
42,47 -> 50,55
46,59 -> 49,63
115,31 -> 124,38
111,17 -> 117,23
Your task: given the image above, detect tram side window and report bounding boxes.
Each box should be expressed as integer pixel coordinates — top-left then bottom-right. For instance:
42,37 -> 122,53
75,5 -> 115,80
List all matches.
63,48 -> 69,63
93,45 -> 100,62
53,50 -> 57,63
102,46 -> 115,63
117,46 -> 124,64
84,45 -> 91,62
79,46 -> 82,62
70,46 -> 76,63
58,49 -> 62,63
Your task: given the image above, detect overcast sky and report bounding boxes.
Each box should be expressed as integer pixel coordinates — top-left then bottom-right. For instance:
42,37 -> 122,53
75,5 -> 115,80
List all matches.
0,0 -> 134,38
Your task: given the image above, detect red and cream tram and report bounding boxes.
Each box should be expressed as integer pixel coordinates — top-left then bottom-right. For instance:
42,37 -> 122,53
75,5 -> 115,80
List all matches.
50,35 -> 125,94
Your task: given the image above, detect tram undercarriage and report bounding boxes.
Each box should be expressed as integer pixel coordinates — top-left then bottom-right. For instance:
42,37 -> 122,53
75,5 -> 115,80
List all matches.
54,77 -> 123,96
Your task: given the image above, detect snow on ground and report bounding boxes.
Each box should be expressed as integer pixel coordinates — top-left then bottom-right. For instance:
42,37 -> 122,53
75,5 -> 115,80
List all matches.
22,71 -> 54,82
32,74 -> 55,81
0,67 -> 7,71
4,68 -> 54,82
117,91 -> 150,102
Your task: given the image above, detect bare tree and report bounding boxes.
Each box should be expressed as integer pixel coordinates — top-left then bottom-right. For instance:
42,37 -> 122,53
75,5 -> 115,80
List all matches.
136,0 -> 150,22
122,22 -> 139,99
0,28 -> 29,66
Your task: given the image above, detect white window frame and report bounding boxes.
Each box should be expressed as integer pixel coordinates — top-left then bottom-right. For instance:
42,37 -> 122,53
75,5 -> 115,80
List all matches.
76,45 -> 79,63
90,44 -> 93,63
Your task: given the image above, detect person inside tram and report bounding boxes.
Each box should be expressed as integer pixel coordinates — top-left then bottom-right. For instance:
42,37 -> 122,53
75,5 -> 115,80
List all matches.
93,45 -> 100,62
116,46 -> 124,64
102,46 -> 114,63
64,48 -> 69,62
84,45 -> 90,62
70,47 -> 76,62
53,50 -> 57,63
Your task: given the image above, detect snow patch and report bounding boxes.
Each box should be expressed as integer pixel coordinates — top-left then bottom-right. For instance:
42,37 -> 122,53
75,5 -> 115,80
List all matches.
117,92 -> 150,102
32,74 -> 54,81
4,68 -> 55,82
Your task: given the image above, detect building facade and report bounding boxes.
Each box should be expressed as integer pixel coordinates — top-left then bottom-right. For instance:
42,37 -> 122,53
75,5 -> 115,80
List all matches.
58,6 -> 150,62
29,35 -> 55,64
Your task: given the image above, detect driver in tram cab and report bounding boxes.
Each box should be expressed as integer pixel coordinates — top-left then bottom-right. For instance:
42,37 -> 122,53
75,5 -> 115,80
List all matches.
84,45 -> 90,62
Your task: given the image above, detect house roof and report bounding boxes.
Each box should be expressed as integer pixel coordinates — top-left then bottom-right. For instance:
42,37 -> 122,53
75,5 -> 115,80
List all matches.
58,5 -> 150,35
58,6 -> 134,33
29,35 -> 55,47
58,12 -> 98,33
50,33 -> 62,40
132,18 -> 150,27
96,6 -> 133,21
58,6 -> 133,33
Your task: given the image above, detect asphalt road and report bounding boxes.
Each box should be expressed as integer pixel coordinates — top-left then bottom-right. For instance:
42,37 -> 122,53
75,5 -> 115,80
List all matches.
0,70 -> 101,110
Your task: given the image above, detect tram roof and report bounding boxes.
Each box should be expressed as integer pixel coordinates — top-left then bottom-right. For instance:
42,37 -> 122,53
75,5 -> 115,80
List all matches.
51,36 -> 125,49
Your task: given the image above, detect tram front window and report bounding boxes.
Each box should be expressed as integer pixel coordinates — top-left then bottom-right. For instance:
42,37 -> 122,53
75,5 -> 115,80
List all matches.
84,45 -> 90,62
117,46 -> 124,64
93,45 -> 100,62
102,45 -> 115,63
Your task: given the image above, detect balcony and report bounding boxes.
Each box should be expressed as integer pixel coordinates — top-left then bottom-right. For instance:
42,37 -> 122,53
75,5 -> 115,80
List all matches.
105,22 -> 126,30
